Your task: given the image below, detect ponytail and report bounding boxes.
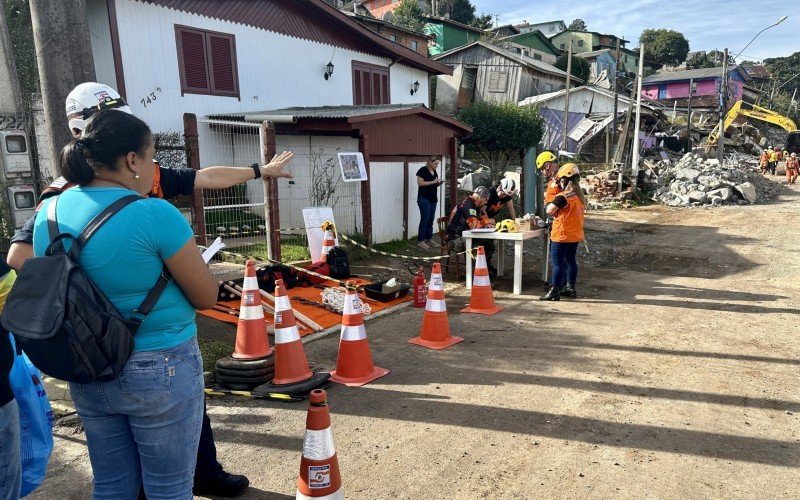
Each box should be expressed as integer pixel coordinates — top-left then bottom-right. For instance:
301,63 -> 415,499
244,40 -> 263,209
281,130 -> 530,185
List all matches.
59,138 -> 95,185
569,178 -> 587,207
57,109 -> 151,186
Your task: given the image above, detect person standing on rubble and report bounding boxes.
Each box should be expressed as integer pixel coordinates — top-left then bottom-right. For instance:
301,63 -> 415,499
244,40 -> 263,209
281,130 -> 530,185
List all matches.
759,149 -> 769,175
786,153 -> 799,185
540,164 -> 586,301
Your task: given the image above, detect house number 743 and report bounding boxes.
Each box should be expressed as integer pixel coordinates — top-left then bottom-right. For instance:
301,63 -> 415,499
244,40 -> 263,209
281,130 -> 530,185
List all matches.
140,90 -> 160,108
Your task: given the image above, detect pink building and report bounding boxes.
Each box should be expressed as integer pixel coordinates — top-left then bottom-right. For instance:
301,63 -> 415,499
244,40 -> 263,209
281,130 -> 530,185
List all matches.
641,66 -> 755,111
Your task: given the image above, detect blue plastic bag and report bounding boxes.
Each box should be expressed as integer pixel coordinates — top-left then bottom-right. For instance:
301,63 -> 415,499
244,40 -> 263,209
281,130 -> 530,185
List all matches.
8,334 -> 54,497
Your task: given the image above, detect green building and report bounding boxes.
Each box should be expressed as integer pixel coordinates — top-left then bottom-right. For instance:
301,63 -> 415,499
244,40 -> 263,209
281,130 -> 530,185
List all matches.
424,16 -> 484,56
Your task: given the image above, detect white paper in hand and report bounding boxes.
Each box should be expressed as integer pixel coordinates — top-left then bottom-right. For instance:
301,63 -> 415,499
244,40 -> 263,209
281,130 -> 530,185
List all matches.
202,237 -> 226,263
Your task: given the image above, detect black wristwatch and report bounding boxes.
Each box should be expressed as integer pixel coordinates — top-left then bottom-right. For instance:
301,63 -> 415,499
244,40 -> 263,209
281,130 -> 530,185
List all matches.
250,163 -> 261,180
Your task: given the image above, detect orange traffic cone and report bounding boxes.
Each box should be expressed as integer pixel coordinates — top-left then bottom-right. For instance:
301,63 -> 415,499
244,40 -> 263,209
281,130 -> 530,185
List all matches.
268,280 -> 329,393
461,246 -> 503,315
320,230 -> 336,262
232,260 -> 273,359
296,389 -> 343,500
330,287 -> 389,387
408,262 -> 463,350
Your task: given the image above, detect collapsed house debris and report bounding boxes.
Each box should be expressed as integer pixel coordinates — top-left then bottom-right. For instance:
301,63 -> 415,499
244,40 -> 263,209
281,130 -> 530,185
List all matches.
644,152 -> 781,207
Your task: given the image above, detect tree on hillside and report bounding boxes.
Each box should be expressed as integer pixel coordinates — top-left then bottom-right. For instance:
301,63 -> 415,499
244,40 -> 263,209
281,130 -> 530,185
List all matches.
568,19 -> 587,31
555,53 -> 591,83
393,0 -> 424,32
685,49 -> 733,70
436,0 -> 492,29
764,52 -> 800,97
457,102 -> 544,178
639,28 -> 690,70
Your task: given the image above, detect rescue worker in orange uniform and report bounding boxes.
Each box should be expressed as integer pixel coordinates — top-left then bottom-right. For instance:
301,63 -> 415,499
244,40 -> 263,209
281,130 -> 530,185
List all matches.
446,186 -> 496,275
786,152 -> 799,185
540,164 -> 586,301
536,150 -> 562,203
759,149 -> 770,175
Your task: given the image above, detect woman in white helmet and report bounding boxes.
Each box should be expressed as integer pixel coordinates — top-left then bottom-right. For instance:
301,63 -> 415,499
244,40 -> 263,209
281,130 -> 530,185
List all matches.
485,177 -> 518,221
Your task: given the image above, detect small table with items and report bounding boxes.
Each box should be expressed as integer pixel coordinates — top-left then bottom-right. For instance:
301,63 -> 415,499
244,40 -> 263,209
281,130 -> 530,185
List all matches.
462,228 -> 546,295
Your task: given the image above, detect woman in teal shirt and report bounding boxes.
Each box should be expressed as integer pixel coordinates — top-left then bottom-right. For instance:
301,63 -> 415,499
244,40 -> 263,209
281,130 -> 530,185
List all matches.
32,109 -> 217,499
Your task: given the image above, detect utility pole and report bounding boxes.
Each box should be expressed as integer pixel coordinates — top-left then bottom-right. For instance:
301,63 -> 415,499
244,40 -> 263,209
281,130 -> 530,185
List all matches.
610,39 -> 620,164
687,78 -> 694,153
29,0 -> 96,163
562,38 -> 573,153
717,48 -> 728,164
630,43 -> 645,186
0,7 -> 23,115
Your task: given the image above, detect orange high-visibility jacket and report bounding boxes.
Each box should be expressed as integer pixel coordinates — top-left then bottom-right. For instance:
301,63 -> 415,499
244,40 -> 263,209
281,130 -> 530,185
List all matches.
544,178 -> 562,204
551,191 -> 585,243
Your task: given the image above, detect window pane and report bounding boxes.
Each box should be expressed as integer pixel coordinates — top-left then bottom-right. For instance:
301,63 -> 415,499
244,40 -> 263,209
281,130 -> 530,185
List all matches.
208,35 -> 237,93
179,30 -> 209,90
354,68 -> 363,105
363,71 -> 372,105
5,135 -> 26,154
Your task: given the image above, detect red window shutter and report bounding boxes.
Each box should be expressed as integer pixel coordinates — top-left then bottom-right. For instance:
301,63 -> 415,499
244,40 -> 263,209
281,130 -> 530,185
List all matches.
372,72 -> 381,105
178,29 -> 209,92
354,67 -> 363,105
362,70 -> 372,105
208,34 -> 238,95
380,73 -> 389,104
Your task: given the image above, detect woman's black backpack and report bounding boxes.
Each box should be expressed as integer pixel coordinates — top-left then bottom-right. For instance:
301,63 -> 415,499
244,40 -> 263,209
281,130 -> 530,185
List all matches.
1,195 -> 169,384
326,247 -> 351,279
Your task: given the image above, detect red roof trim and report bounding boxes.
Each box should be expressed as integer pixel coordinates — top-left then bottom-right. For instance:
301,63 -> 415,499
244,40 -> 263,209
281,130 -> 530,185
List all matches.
139,0 -> 452,75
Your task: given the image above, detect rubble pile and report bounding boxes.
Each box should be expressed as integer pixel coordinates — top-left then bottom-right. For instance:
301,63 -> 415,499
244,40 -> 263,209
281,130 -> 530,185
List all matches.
646,152 -> 781,207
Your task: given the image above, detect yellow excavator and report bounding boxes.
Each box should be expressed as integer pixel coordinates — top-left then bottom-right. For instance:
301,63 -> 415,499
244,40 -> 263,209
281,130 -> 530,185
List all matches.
706,100 -> 798,148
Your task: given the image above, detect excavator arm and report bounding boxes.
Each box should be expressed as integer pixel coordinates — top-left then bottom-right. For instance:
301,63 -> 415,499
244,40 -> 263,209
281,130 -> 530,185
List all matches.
706,100 -> 798,146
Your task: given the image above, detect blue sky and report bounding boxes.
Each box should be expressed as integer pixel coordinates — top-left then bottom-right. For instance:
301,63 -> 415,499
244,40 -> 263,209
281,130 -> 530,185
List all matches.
472,0 -> 798,62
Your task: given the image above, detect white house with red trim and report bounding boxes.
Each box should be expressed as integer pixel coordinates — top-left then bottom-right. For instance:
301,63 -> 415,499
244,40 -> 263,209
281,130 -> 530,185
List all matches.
83,0 -> 472,246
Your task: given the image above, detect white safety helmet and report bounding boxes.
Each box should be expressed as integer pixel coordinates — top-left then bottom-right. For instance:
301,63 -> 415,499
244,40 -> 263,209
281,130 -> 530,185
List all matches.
499,177 -> 517,196
65,82 -> 132,132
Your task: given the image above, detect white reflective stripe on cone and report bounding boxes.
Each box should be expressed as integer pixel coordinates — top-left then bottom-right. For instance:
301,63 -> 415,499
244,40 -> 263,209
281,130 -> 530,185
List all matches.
429,273 -> 444,291
239,305 -> 264,320
274,325 -> 300,344
274,295 -> 291,311
302,428 -> 336,460
425,298 -> 447,312
297,488 -> 344,500
340,324 -> 367,341
243,276 -> 259,290
475,254 -> 487,268
473,275 -> 491,287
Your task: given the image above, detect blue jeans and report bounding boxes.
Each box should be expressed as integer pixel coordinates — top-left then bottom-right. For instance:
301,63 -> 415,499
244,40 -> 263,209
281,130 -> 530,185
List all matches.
70,339 -> 204,500
550,242 -> 579,288
0,399 -> 21,500
417,197 -> 437,242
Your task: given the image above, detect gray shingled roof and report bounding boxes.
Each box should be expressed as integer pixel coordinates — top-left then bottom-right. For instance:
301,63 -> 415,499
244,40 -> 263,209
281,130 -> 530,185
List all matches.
642,66 -> 749,85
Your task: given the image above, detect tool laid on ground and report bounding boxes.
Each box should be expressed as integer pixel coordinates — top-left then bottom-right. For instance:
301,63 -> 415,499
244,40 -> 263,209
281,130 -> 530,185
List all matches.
292,296 -> 333,312
204,387 -> 304,403
211,304 -> 239,315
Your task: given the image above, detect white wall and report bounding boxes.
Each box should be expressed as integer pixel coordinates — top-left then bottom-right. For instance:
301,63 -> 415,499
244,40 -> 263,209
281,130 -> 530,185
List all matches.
85,0 -> 117,90
107,0 -> 431,134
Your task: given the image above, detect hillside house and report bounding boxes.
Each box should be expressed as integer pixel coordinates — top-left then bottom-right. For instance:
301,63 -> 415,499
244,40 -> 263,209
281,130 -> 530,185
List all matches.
345,12 -> 433,55
550,30 -> 638,75
83,0 -> 469,245
514,20 -> 566,37
432,41 -> 579,115
495,30 -> 561,65
576,49 -> 617,81
357,0 -> 431,20
423,16 -> 484,56
641,66 -> 755,111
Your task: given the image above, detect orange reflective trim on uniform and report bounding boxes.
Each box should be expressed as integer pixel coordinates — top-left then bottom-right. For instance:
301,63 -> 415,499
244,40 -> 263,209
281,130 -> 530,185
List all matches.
550,192 -> 585,243
544,179 -> 561,204
149,161 -> 164,199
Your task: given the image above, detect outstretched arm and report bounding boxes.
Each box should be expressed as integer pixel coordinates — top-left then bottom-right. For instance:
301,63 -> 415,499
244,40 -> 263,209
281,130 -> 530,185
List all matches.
194,151 -> 294,190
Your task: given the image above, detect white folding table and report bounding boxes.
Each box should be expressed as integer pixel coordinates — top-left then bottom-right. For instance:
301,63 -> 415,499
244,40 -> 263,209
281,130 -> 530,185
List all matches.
462,228 -> 546,295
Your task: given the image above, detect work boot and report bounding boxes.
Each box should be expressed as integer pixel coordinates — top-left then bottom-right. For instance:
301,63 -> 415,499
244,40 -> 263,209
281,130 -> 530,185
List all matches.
562,283 -> 577,299
193,471 -> 250,498
539,286 -> 560,301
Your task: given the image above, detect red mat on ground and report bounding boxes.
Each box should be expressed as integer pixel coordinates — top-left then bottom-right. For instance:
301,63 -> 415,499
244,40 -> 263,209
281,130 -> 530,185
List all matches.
199,280 -> 411,337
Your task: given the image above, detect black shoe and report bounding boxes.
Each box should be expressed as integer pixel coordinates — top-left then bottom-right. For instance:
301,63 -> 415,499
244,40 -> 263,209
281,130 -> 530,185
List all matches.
193,471 -> 250,498
562,283 -> 576,298
539,286 -> 560,301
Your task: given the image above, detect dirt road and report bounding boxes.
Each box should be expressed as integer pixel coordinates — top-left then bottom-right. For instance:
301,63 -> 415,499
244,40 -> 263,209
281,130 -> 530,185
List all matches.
33,182 -> 800,499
